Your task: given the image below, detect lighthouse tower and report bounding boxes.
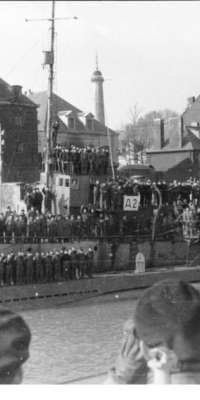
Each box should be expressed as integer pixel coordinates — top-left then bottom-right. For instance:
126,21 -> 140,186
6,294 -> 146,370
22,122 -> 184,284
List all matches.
91,57 -> 105,125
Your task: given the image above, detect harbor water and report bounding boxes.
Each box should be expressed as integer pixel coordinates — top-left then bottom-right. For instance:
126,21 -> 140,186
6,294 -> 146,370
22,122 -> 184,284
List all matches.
21,290 -> 142,384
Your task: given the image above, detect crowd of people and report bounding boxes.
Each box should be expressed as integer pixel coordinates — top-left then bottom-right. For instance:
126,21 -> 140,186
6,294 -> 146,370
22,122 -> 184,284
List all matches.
155,178 -> 200,240
0,205 -> 125,242
89,176 -> 160,210
24,184 -> 53,214
87,177 -> 200,239
2,178 -> 200,243
0,246 -> 95,287
49,144 -> 110,175
2,175 -> 200,246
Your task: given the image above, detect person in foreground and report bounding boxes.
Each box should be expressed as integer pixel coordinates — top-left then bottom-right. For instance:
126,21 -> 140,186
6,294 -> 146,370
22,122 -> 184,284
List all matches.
0,307 -> 31,384
105,279 -> 200,384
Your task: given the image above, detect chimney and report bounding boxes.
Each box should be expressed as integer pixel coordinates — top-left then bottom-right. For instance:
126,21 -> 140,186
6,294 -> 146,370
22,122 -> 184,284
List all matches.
153,118 -> 165,149
187,96 -> 195,108
160,119 -> 165,148
12,85 -> 22,99
178,116 -> 184,148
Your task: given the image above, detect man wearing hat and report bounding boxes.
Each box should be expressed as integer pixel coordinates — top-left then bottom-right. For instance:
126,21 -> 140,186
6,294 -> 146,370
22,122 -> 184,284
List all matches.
53,250 -> 61,281
0,253 -> 5,286
44,252 -> 53,282
105,279 -> 200,384
0,307 -> 31,384
61,249 -> 70,281
71,248 -> 78,280
15,251 -> 25,285
86,248 -> 94,278
77,248 -> 85,278
5,252 -> 15,286
33,251 -> 43,283
25,248 -> 34,285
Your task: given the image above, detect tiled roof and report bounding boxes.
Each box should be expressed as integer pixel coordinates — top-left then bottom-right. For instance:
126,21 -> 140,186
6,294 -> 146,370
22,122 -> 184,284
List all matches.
28,90 -> 117,136
0,78 -> 36,107
28,91 -> 81,132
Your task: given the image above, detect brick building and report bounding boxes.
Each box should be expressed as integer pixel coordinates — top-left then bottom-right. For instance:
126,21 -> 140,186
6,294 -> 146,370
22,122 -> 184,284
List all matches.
28,90 -> 119,164
146,98 -> 200,181
0,78 -> 39,183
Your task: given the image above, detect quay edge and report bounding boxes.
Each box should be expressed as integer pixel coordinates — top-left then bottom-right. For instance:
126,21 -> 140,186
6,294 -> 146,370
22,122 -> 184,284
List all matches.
1,266 -> 200,311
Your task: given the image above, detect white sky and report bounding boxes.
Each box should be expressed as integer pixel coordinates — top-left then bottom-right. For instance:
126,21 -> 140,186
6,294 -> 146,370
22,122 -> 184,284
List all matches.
1,1 -> 200,129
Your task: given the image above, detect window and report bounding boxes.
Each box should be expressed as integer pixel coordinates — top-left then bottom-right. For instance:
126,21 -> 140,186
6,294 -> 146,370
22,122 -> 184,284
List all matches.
59,178 -> 63,186
86,119 -> 93,130
65,179 -> 70,187
68,117 -> 75,129
15,115 -> 24,127
16,142 -> 24,153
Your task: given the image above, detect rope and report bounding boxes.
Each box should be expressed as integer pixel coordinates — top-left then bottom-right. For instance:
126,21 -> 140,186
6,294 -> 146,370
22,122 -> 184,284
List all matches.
4,38 -> 43,79
104,103 -> 115,179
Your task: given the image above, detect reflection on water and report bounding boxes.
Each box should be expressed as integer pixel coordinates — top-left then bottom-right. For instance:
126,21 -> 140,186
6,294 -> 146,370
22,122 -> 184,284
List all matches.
21,291 -> 140,384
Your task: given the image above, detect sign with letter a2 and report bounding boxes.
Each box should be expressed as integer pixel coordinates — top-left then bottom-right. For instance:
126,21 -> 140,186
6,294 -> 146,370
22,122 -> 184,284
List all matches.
123,195 -> 140,211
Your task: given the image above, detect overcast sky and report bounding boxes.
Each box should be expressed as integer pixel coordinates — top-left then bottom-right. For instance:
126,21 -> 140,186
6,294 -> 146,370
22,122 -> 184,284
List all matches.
1,1 -> 200,129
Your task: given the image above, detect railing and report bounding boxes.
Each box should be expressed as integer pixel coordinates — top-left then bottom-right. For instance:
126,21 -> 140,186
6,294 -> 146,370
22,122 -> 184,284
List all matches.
49,160 -> 110,176
0,229 -> 197,244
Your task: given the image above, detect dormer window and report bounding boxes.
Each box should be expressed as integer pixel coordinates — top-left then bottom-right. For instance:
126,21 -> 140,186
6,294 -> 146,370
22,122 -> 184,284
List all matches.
86,118 -> 93,130
68,117 -> 75,129
15,115 -> 23,127
85,113 -> 94,130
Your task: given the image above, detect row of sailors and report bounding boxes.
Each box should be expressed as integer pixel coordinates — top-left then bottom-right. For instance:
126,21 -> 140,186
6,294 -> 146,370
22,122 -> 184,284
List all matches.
50,144 -> 110,175
89,178 -> 160,210
0,210 -> 117,242
0,247 -> 95,286
89,177 -> 200,211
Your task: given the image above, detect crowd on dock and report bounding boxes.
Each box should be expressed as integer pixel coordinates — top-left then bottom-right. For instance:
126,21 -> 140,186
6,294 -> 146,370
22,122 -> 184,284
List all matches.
88,176 -> 158,210
1,178 -> 200,243
49,144 -> 110,175
0,246 -> 95,286
89,176 -> 200,210
0,205 -> 126,242
155,178 -> 200,239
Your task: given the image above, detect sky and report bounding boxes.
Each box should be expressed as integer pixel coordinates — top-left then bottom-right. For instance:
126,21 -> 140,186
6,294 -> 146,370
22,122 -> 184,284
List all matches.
1,1 -> 200,130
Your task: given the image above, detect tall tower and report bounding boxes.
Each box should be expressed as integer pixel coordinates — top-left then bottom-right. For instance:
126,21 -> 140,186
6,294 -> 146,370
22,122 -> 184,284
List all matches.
91,56 -> 105,125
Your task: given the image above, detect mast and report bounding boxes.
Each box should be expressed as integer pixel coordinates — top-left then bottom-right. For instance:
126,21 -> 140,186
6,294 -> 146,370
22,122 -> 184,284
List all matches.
107,127 -> 115,179
25,4 -> 77,188
45,0 -> 55,188
0,125 -> 5,211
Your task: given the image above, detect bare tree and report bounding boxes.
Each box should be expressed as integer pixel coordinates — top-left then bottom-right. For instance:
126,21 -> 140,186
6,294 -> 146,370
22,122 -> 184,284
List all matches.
121,108 -> 179,153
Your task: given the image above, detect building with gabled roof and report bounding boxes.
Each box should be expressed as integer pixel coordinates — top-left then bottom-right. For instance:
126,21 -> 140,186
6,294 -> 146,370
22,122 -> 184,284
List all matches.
146,105 -> 200,181
28,90 -> 118,163
0,78 -> 39,183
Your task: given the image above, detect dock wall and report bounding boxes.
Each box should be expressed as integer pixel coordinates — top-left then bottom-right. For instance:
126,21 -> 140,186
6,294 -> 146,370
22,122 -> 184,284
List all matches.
0,239 -> 199,271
